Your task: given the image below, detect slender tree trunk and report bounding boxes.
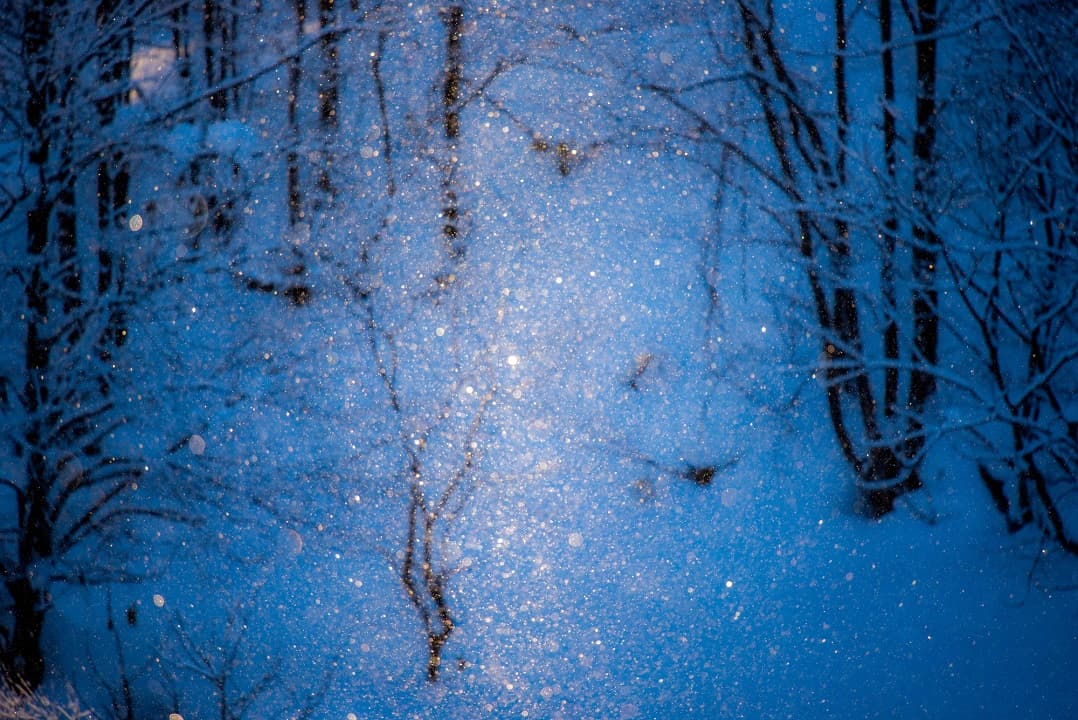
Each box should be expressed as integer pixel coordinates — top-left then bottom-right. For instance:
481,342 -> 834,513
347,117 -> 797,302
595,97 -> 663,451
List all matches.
901,0 -> 940,477
318,0 -> 339,129
95,0 -> 131,355
833,0 -> 914,515
197,0 -> 239,235
735,0 -> 925,516
315,0 -> 339,206
95,0 -> 132,230
288,0 -> 306,226
441,5 -> 464,260
878,0 -> 900,418
906,0 -> 940,421
1,578 -> 46,689
203,0 -> 235,114
171,2 -> 192,86
104,592 -> 136,720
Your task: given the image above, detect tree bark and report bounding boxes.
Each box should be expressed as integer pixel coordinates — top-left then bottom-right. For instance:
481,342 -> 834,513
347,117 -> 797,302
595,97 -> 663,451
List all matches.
315,0 -> 338,204
878,0 -> 900,418
735,0 -> 929,516
95,1 -> 132,356
905,0 -> 940,446
1,577 -> 46,690
441,5 -> 464,260
6,6 -> 58,688
203,0 -> 236,114
288,0 -> 306,226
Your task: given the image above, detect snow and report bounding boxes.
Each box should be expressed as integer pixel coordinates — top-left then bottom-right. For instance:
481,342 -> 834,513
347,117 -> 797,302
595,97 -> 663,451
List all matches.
2,1 -> 1076,719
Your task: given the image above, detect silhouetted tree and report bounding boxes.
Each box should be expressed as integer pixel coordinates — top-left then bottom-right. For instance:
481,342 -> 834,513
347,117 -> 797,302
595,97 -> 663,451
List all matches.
0,0 -> 197,689
944,0 -> 1078,552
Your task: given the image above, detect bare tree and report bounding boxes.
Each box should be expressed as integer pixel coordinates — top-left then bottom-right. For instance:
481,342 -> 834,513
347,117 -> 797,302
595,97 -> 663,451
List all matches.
943,0 -> 1078,552
165,607 -> 282,720
354,254 -> 497,680
396,387 -> 493,681
732,0 -> 945,515
0,0 -> 355,688
640,1 -> 948,515
0,0 -> 202,689
80,588 -> 141,720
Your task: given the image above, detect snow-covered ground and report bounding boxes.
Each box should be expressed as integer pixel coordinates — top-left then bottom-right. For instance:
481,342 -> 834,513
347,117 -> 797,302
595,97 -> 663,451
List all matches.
48,136 -> 1078,719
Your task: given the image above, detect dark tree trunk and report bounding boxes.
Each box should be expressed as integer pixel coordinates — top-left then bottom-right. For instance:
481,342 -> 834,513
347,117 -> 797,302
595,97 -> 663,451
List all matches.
171,1 -> 192,84
203,0 -> 236,114
318,0 -> 339,130
1,578 -> 46,690
441,5 -> 464,259
95,0 -> 132,228
9,172 -> 53,696
904,0 -> 940,448
287,0 -> 306,226
10,140 -> 53,698
4,2 -> 66,690
315,0 -> 338,205
443,5 -> 463,141
735,0 -> 931,517
878,0 -> 900,418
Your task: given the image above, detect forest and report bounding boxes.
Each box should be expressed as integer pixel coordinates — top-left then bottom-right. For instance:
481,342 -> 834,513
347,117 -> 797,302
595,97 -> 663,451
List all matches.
0,0 -> 1075,717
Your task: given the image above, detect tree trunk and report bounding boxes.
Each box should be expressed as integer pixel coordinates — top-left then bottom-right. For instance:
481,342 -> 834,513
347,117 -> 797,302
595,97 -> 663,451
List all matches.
735,0 -> 928,516
904,0 -> 940,458
287,0 -> 306,226
10,178 -> 54,693
171,1 -> 192,85
203,0 -> 236,114
1,577 -> 46,690
441,5 -> 464,260
315,0 -> 338,206
4,2 -> 65,690
878,0 -> 900,418
95,0 -> 132,228
95,1 -> 132,356
371,29 -> 396,197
